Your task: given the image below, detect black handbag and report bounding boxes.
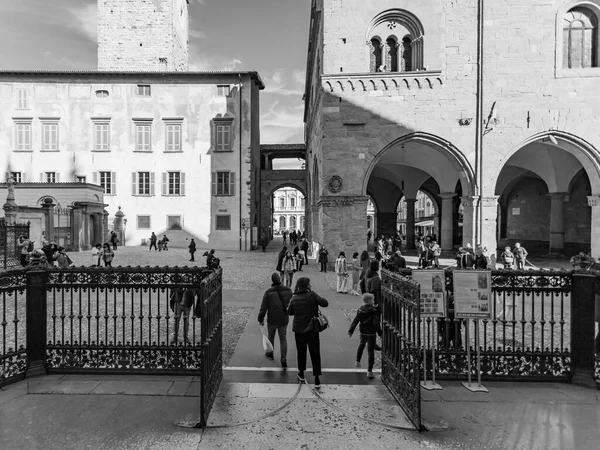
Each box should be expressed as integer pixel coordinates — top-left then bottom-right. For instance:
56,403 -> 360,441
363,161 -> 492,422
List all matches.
309,293 -> 329,333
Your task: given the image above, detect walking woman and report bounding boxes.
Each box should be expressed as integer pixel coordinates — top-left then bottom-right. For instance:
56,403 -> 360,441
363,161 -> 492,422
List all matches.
102,242 -> 114,268
335,251 -> 348,293
350,252 -> 361,295
287,277 -> 329,388
282,250 -> 296,288
359,250 -> 371,294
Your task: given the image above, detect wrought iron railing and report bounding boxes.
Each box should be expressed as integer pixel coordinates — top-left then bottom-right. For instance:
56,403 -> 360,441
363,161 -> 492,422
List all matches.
0,266 -> 224,421
0,220 -> 30,269
0,270 -> 27,386
381,271 -> 422,430
382,267 -> 582,382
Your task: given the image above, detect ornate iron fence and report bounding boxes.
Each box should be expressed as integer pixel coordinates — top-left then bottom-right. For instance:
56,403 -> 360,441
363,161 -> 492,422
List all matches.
381,270 -> 422,431
0,266 -> 223,412
383,267 -> 579,381
0,220 -> 30,269
0,270 -> 28,387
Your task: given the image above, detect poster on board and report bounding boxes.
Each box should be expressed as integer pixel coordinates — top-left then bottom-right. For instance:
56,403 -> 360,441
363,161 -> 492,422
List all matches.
453,270 -> 492,319
413,270 -> 446,317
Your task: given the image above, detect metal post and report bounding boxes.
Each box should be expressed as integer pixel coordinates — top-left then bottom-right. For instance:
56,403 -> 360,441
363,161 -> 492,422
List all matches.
571,273 -> 597,387
26,269 -> 48,378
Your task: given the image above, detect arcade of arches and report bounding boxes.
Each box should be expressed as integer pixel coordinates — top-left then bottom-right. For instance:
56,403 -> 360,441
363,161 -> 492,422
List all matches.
307,132 -> 600,258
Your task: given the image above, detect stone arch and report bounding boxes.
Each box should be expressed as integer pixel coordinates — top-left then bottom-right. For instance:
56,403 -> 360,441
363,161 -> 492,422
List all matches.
492,130 -> 600,195
269,182 -> 307,200
362,132 -> 476,197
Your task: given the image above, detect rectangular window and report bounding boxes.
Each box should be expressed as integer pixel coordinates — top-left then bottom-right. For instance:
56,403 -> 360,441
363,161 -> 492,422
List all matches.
138,172 -> 150,195
162,171 -> 185,196
17,89 -> 29,109
291,198 -> 296,208
9,172 -> 21,183
136,124 -> 152,151
137,215 -> 151,229
76,176 -> 86,183
216,215 -> 231,230
132,172 -> 155,196
217,85 -> 230,96
46,172 -> 56,183
98,171 -> 116,195
137,85 -> 151,96
42,122 -> 59,151
211,171 -> 235,196
165,123 -> 182,152
168,215 -> 182,230
216,124 -> 231,151
15,122 -> 32,151
93,122 -> 110,151
279,197 -> 285,208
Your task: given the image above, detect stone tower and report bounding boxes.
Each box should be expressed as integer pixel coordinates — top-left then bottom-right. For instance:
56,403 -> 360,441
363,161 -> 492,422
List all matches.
97,0 -> 189,71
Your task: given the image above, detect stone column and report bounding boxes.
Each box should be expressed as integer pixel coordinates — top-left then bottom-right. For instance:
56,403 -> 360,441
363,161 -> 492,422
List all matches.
461,196 -> 479,248
549,192 -> 567,253
587,195 -> 600,257
405,198 -> 416,249
320,195 -> 369,258
439,193 -> 455,251
480,196 -> 499,267
70,205 -> 84,251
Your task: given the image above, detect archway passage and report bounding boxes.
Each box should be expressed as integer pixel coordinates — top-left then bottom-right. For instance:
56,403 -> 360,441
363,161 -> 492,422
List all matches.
495,134 -> 600,255
270,186 -> 306,243
365,133 -> 475,251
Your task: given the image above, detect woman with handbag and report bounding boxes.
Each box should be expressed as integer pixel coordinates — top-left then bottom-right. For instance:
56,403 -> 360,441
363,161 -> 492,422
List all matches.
287,277 -> 329,388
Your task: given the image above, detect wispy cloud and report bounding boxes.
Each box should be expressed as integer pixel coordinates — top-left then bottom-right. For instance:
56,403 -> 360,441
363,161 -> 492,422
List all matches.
261,100 -> 305,144
189,49 -> 243,71
263,69 -> 305,97
66,1 -> 97,43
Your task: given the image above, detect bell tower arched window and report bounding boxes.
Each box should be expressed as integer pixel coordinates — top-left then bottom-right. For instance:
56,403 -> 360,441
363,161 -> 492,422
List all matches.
366,9 -> 425,73
386,37 -> 399,71
370,38 -> 383,72
563,7 -> 598,68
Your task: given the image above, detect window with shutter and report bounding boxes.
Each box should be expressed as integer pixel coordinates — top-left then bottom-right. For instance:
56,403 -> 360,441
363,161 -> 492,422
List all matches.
17,89 -> 29,109
14,120 -> 32,151
92,119 -> 111,151
41,120 -> 59,151
99,171 -> 113,195
165,123 -> 182,152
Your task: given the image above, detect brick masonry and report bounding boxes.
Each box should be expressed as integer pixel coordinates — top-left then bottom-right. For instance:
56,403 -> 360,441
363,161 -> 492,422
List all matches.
305,0 -> 600,257
98,0 -> 189,71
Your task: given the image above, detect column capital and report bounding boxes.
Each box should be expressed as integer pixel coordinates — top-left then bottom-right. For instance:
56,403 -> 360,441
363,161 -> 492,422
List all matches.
480,195 -> 499,208
438,192 -> 456,200
587,195 -> 600,207
460,195 -> 479,208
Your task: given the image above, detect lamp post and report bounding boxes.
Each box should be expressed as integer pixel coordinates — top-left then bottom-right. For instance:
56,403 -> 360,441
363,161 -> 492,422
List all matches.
123,218 -> 127,246
56,202 -> 61,247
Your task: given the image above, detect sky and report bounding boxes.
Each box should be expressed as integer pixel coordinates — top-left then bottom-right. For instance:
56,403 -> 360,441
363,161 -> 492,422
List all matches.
0,0 -> 310,146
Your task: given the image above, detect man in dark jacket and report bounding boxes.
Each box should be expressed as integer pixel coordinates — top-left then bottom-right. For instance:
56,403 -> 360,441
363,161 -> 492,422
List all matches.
170,288 -> 196,345
365,260 -> 382,306
300,238 -> 309,265
390,250 -> 406,269
348,293 -> 382,379
276,246 -> 287,277
188,238 -> 196,261
287,277 -> 329,387
258,273 -> 293,368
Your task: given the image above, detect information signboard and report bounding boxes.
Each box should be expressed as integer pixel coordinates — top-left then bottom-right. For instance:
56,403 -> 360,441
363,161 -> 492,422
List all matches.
413,270 -> 446,318
453,270 -> 492,319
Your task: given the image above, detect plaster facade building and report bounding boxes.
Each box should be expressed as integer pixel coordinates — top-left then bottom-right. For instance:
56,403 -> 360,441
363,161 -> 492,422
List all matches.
272,187 -> 306,233
304,0 -> 600,258
0,0 -> 264,250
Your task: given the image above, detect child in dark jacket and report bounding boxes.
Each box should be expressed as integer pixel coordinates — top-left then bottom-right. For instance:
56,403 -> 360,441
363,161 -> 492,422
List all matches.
348,293 -> 382,379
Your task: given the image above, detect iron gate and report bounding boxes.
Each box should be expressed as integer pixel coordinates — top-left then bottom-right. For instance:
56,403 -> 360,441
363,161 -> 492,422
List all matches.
381,269 -> 422,431
0,219 -> 30,269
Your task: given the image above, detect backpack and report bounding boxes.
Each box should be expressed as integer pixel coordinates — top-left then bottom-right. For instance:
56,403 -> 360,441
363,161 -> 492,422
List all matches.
27,240 -> 34,252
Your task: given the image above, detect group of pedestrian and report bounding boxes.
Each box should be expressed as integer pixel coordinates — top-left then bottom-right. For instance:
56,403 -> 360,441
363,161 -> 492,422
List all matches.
455,243 -> 489,269
416,236 -> 442,268
276,245 -> 305,287
499,242 -> 528,269
91,243 -> 114,267
281,229 -> 305,246
258,273 -> 328,388
148,232 -> 170,252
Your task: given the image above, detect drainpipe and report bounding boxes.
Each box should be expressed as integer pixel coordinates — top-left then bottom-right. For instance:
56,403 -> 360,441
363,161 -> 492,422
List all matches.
238,75 -> 243,251
475,0 -> 485,244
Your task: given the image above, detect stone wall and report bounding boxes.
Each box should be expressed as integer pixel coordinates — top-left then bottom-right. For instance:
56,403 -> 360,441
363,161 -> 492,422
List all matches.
98,0 -> 189,71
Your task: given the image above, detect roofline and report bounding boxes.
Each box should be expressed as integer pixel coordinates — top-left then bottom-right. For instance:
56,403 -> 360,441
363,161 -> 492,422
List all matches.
0,70 -> 265,90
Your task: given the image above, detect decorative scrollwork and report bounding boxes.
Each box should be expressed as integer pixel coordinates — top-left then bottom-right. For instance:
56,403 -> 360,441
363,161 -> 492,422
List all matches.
328,175 -> 343,193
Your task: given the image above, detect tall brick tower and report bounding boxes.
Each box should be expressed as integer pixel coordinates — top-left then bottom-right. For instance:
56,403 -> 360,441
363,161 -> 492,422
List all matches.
97,0 -> 189,71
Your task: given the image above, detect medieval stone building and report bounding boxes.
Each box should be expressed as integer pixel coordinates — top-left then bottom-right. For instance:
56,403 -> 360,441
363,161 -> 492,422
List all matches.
304,0 -> 600,258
